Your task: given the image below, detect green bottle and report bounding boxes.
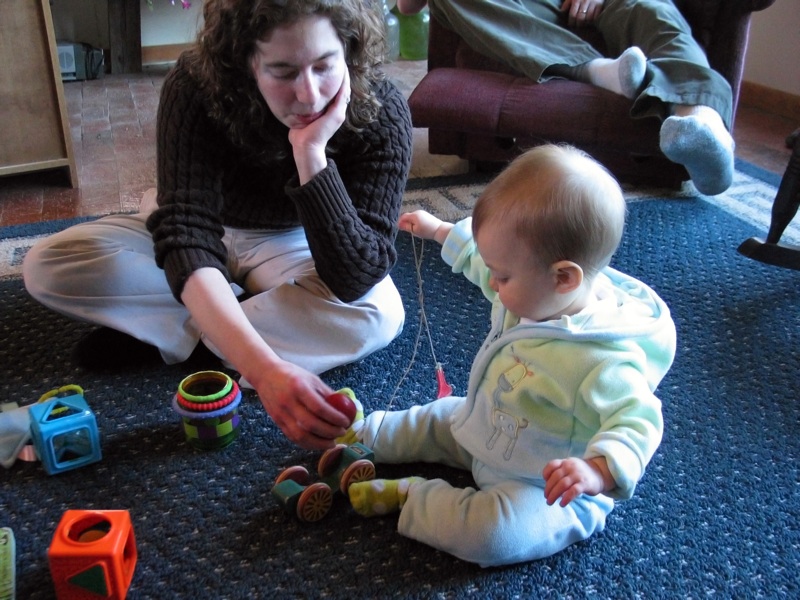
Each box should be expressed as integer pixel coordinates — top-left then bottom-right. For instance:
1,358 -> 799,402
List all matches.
383,1 -> 400,62
394,6 -> 429,60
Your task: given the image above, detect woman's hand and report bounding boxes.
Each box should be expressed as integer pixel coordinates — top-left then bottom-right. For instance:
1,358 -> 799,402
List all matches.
250,358 -> 353,450
290,67 -> 351,185
181,268 -> 351,450
399,210 -> 453,245
561,0 -> 604,28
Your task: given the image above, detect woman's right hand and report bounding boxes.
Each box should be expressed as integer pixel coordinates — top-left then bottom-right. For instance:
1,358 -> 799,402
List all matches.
251,358 -> 352,450
181,268 -> 351,450
290,67 -> 351,185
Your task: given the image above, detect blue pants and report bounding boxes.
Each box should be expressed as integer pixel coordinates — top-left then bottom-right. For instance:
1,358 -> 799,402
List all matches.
362,397 -> 614,567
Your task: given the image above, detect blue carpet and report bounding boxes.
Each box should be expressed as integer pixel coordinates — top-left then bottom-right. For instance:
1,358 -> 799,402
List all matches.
1,173 -> 798,598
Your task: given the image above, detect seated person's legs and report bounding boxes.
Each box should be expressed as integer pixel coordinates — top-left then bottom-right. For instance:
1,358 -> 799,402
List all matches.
600,0 -> 735,194
552,46 -> 646,99
22,213 -> 201,365
358,396 -> 474,467
428,0 -> 601,82
355,475 -> 613,567
23,215 -> 404,374
659,106 -> 734,195
210,227 -> 405,376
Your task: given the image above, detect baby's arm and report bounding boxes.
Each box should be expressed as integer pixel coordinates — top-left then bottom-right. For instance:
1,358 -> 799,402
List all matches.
542,456 -> 616,507
398,210 -> 454,245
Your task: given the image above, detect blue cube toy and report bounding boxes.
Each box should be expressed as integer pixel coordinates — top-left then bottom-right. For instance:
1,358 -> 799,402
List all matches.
29,393 -> 101,475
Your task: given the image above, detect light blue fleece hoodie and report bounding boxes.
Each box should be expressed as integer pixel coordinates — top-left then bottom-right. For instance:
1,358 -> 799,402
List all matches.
442,218 -> 677,500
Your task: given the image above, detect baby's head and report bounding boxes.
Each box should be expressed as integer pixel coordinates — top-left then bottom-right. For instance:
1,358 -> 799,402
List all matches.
472,144 -> 626,320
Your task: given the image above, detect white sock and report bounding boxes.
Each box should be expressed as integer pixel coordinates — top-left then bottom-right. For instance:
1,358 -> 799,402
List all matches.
583,47 -> 646,99
659,106 -> 734,195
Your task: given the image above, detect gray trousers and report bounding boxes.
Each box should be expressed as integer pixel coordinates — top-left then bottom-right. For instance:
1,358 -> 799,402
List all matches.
426,0 -> 733,127
22,193 -> 405,374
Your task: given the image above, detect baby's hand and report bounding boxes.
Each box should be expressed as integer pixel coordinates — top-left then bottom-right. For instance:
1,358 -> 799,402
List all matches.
542,457 -> 610,507
398,210 -> 452,244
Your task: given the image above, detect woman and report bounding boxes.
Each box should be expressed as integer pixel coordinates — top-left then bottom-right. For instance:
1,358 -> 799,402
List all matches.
23,0 -> 412,450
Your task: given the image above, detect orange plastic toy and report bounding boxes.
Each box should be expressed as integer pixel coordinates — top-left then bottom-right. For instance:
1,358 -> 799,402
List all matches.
48,510 -> 137,599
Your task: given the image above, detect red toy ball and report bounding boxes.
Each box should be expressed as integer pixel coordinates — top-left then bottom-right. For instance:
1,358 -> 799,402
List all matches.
326,392 -> 357,423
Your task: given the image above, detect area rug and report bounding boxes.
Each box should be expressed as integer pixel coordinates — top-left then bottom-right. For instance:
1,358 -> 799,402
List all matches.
1,163 -> 798,599
0,159 -> 794,279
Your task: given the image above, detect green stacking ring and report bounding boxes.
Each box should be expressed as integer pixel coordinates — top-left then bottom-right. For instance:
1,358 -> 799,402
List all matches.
178,371 -> 233,403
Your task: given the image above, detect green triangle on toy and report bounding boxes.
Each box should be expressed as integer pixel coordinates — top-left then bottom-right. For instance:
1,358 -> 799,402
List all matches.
68,563 -> 109,595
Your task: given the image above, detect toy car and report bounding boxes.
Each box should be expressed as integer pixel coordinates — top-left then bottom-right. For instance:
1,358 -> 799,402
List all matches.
271,442 -> 376,522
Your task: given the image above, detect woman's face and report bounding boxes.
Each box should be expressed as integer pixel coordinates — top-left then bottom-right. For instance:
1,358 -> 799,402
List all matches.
251,15 -> 347,129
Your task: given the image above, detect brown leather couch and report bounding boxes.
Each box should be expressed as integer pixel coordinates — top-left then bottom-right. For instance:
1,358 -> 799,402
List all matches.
407,0 -> 776,188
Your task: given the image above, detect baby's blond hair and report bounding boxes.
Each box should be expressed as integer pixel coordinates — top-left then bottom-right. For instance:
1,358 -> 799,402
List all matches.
472,145 -> 626,278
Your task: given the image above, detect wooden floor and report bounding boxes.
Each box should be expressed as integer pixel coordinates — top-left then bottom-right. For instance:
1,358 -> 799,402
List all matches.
0,59 -> 795,227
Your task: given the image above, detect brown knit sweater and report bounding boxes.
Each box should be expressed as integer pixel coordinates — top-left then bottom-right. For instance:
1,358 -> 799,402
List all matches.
146,57 -> 413,303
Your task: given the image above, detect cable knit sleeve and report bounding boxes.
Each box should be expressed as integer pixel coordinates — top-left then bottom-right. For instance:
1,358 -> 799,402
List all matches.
145,58 -> 231,302
287,80 -> 413,302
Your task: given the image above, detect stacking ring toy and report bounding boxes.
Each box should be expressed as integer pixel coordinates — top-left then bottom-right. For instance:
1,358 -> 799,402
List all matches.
172,371 -> 242,450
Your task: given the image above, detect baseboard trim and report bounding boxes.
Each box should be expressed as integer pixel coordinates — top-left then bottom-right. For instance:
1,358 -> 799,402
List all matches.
740,82 -> 800,123
142,43 -> 193,65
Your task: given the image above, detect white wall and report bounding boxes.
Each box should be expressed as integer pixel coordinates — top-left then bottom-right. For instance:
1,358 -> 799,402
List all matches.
140,1 -> 203,47
50,0 -> 201,48
743,0 -> 800,95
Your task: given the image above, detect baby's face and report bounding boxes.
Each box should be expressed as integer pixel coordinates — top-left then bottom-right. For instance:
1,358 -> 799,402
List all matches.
475,223 -> 564,322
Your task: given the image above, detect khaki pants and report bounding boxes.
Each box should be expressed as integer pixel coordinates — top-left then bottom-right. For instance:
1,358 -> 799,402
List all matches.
23,190 -> 405,374
427,0 -> 733,126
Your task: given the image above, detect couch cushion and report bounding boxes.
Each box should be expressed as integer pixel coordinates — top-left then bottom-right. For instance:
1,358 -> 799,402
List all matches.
408,68 -> 662,153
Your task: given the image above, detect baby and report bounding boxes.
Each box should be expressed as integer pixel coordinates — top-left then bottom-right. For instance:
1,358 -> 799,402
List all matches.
344,144 -> 677,567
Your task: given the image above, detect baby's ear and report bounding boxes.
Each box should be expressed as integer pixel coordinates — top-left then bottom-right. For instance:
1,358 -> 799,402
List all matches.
552,261 -> 584,294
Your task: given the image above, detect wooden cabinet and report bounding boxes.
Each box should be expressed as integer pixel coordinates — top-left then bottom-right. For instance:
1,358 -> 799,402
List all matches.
0,0 -> 77,187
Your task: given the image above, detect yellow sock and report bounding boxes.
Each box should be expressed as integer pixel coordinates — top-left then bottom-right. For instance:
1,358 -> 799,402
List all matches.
334,389 -> 364,445
349,477 -> 425,517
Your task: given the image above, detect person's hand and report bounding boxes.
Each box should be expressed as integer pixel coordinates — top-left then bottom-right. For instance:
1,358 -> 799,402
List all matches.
290,67 -> 351,184
398,210 -> 453,244
542,456 -> 613,506
561,0 -> 604,28
252,358 -> 353,451
180,269 -> 351,451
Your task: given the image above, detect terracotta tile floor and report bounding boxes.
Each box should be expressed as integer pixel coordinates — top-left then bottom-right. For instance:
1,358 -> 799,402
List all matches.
0,60 -> 795,227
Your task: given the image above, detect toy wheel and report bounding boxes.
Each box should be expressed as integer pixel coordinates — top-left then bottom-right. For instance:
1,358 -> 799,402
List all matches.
296,482 -> 333,522
275,465 -> 310,487
318,444 -> 346,477
340,459 -> 376,494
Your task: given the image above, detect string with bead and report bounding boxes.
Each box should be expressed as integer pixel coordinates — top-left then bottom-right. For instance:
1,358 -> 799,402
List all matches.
376,230 -> 453,431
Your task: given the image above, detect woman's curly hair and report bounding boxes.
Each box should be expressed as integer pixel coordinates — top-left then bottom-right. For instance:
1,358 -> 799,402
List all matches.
182,0 -> 387,161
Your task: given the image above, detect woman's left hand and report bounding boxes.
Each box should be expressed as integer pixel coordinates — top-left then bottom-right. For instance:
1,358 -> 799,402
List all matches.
561,0 -> 604,28
290,67 -> 351,184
